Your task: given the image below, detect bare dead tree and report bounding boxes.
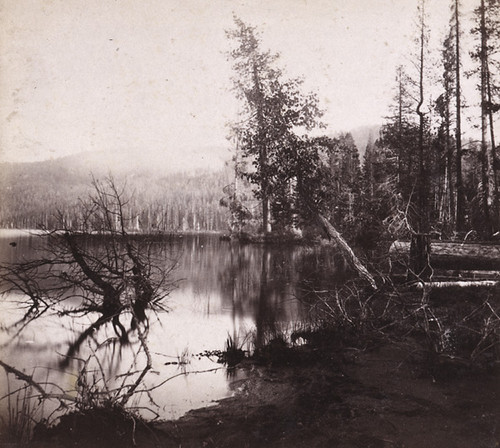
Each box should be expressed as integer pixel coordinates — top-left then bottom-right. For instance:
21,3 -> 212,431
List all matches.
0,176 -> 177,366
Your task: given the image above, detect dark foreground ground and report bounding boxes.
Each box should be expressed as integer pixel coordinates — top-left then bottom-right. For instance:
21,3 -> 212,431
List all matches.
30,339 -> 499,448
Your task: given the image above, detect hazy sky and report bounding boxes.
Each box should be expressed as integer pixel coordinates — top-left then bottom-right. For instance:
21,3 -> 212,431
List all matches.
0,0 -> 482,165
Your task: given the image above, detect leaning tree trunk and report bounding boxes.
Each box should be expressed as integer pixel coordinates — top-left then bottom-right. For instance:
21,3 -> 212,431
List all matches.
316,213 -> 377,290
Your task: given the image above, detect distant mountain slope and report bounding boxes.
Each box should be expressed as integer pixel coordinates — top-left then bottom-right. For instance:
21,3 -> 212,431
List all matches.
0,152 -> 233,231
43,145 -> 231,177
326,125 -> 381,161
0,127 -> 380,230
349,125 -> 381,160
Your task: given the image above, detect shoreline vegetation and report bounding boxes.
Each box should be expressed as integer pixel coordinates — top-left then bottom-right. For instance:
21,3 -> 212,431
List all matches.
13,282 -> 500,447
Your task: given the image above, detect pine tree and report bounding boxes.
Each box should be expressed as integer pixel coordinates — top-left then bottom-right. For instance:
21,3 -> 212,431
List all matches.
468,0 -> 500,234
226,17 -> 322,234
453,0 -> 466,232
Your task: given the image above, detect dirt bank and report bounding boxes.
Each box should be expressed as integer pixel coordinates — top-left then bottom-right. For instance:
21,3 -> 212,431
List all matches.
31,338 -> 499,448
154,343 -> 499,448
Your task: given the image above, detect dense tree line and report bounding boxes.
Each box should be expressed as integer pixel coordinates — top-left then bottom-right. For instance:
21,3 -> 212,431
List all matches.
226,1 -> 500,242
361,0 -> 500,240
0,161 -> 233,232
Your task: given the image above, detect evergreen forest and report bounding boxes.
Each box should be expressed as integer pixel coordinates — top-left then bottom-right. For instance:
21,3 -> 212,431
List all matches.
1,0 -> 500,246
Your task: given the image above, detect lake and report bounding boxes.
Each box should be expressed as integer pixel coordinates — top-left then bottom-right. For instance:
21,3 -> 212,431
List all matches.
0,230 -> 349,421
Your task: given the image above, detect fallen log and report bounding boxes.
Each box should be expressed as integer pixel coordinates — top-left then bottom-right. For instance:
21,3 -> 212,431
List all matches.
414,280 -> 500,289
316,213 -> 377,290
433,269 -> 500,280
390,240 -> 500,271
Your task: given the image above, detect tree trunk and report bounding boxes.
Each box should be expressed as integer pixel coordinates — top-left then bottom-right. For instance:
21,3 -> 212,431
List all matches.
480,0 -> 492,235
409,233 -> 431,280
445,93 -> 455,226
397,67 -> 403,190
486,54 -> 499,230
416,0 -> 428,234
262,195 -> 272,234
414,280 -> 499,289
252,62 -> 272,235
316,213 -> 377,290
455,0 -> 466,232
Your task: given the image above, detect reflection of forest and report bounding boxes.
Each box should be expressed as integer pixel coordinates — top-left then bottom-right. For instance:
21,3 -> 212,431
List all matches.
176,235 -> 352,344
1,233 -> 353,354
0,232 -> 356,424
2,234 -> 352,331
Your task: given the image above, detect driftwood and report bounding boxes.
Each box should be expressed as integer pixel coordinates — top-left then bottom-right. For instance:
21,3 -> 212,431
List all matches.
316,213 -> 377,290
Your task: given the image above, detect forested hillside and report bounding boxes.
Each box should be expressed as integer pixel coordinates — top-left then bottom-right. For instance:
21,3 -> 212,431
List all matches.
0,123 -> 376,234
0,156 -> 234,232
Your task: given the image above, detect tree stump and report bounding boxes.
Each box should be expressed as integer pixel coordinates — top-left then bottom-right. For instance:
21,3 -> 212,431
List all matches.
408,233 -> 431,281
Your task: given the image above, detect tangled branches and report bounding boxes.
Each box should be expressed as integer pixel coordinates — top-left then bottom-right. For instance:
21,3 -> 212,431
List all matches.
0,176 -> 177,365
303,277 -> 500,368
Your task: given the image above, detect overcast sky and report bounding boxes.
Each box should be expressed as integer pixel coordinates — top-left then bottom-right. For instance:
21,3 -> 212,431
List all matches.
0,0 -> 483,165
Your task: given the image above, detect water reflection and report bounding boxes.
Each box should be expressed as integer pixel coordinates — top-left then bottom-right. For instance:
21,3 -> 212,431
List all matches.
0,231 -> 349,420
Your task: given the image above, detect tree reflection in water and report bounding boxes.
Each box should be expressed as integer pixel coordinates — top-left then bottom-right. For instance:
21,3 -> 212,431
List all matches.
0,230 -> 353,422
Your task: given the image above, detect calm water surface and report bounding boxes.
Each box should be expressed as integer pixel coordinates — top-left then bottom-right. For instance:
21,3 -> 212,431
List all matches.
0,230 -> 348,421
